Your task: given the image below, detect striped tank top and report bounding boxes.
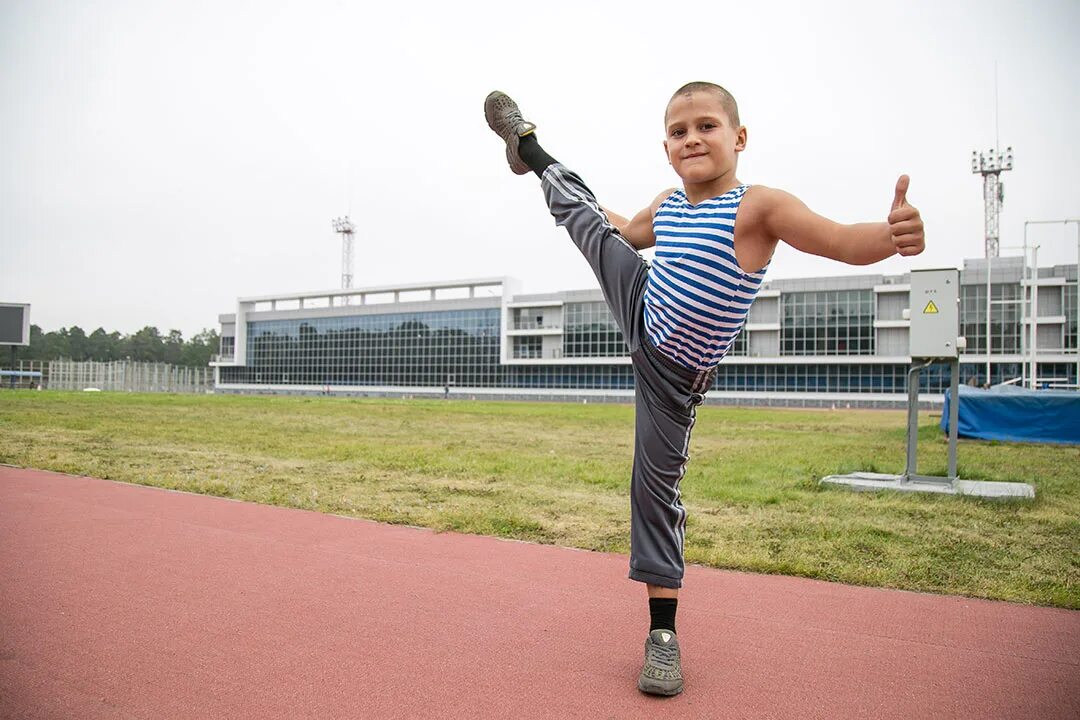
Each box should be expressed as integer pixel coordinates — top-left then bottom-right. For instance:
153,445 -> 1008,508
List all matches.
643,185 -> 768,370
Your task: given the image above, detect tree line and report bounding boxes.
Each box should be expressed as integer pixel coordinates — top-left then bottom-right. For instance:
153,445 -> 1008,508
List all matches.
10,326 -> 220,367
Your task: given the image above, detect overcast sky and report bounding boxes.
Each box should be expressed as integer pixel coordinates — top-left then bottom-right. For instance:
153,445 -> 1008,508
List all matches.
3,0 -> 1078,337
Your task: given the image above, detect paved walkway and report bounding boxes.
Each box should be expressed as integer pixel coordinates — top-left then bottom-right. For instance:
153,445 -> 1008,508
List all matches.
1,466 -> 1077,719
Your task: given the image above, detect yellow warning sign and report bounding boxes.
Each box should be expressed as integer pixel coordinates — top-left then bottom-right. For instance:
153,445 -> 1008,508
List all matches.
923,300 -> 939,314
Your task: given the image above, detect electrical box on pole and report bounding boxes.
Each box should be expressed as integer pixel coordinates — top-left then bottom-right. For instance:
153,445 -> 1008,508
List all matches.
909,269 -> 960,359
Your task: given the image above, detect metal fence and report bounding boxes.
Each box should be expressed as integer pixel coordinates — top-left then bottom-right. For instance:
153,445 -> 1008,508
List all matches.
45,360 -> 213,393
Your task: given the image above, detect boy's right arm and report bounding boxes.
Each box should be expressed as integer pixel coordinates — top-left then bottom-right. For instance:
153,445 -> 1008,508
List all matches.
602,188 -> 677,251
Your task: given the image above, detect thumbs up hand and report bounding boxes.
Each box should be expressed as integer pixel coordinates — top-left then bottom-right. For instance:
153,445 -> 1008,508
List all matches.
888,175 -> 924,257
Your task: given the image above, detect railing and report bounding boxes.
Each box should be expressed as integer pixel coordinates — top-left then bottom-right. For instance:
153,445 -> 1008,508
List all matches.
510,323 -> 563,331
511,348 -> 574,360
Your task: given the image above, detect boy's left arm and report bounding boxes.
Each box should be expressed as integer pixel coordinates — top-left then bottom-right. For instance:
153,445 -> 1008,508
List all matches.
758,176 -> 925,265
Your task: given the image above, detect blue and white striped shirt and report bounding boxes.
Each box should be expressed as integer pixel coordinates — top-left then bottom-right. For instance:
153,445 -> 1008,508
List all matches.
643,185 -> 768,370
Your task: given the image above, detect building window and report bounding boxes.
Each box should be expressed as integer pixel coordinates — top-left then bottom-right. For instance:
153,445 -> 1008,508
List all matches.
780,290 -> 874,356
563,302 -> 628,358
1034,362 -> 1078,388
727,328 -> 749,356
709,362 -> 986,393
512,307 -> 555,330
1065,284 -> 1077,351
960,284 -> 1021,354
512,336 -> 542,359
220,309 -> 501,387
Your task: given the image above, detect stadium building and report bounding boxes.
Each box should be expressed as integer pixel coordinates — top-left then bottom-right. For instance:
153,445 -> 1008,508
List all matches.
211,256 -> 1078,406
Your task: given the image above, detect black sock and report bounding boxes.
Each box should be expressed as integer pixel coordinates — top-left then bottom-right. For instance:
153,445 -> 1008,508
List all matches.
517,133 -> 558,178
649,597 -> 678,634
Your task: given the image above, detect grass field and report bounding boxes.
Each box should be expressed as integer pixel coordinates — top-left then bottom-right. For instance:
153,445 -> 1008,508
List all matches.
1,391 -> 1077,608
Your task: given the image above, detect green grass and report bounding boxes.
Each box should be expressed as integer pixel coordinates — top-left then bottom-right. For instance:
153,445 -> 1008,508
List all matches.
1,391 -> 1077,608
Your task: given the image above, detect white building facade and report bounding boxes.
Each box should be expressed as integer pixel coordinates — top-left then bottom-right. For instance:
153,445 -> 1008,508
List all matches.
211,257 -> 1077,406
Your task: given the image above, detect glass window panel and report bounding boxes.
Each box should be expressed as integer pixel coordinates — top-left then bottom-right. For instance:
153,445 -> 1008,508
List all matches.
780,290 -> 874,356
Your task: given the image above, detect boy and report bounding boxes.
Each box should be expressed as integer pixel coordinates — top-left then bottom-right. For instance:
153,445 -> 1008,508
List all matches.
484,83 -> 925,696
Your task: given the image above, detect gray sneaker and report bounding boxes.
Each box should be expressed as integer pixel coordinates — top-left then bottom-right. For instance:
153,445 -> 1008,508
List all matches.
484,91 -> 537,175
637,629 -> 683,696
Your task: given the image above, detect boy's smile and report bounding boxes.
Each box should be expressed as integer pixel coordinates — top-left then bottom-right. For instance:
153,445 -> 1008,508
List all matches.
663,91 -> 746,200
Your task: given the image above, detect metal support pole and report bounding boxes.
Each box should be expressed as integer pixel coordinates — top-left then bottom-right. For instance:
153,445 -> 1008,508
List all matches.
1022,223 -> 1029,387
985,255 -> 992,383
948,361 -> 960,479
1030,244 -> 1040,389
904,361 -> 927,481
906,366 -> 918,478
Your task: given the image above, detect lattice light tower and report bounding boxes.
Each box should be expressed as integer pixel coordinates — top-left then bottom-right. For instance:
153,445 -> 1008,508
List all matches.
971,147 -> 1014,258
331,216 -> 355,291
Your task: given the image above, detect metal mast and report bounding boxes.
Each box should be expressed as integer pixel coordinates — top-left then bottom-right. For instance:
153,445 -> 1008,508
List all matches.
331,216 -> 355,293
971,147 -> 1013,258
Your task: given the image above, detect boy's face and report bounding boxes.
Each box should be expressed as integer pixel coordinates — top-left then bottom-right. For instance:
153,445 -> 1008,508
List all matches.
663,91 -> 746,185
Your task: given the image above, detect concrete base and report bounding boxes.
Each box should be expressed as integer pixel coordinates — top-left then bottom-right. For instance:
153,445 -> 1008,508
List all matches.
820,472 -> 1035,500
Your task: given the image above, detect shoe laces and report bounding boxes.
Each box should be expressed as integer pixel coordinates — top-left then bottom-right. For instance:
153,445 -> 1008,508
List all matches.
647,640 -> 680,671
505,107 -> 525,127
495,100 -> 531,135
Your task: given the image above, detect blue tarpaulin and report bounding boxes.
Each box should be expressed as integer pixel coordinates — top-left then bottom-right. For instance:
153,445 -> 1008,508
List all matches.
942,385 -> 1080,445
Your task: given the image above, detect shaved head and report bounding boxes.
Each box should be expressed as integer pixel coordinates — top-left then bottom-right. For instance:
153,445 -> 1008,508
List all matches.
666,82 -> 740,128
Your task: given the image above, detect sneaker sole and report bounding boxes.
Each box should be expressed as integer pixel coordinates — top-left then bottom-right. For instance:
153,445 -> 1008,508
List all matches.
484,91 -> 531,176
638,675 -> 684,696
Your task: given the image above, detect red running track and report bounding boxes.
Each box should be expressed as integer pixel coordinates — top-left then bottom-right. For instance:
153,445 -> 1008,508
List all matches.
1,466 -> 1077,719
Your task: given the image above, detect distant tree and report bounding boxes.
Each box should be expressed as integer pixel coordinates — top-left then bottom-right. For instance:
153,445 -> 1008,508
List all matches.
181,329 -> 219,367
67,326 -> 89,361
163,329 -> 184,365
87,328 -> 110,360
15,323 -> 223,367
87,328 -> 124,361
41,327 -> 70,360
127,326 -> 165,363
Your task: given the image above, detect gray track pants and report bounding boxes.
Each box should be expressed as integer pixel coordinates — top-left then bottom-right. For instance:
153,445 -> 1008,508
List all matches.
541,164 -> 715,589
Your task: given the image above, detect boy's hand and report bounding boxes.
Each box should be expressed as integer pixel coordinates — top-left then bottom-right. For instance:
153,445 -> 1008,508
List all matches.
889,175 -> 925,257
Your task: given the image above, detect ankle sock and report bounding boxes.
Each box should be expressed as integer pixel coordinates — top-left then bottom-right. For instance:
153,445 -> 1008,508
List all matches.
517,133 -> 558,178
649,597 -> 678,634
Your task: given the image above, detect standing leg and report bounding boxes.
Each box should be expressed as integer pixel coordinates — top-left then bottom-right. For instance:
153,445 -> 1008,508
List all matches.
628,377 -> 696,589
628,345 -> 710,588
629,342 -> 712,697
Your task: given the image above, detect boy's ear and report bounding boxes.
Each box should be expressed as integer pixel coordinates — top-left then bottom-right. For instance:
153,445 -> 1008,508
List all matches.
735,126 -> 747,152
